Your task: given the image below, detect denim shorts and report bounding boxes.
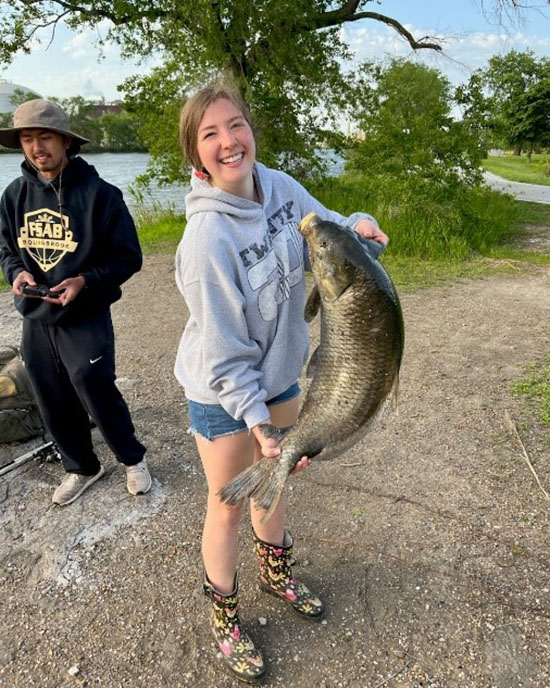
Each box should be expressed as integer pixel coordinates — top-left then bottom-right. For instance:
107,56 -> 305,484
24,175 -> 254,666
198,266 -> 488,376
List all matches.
187,382 -> 300,440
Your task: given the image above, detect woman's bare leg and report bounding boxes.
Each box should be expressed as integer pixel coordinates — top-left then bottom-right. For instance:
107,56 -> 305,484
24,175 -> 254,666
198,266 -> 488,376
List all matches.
196,430 -> 255,593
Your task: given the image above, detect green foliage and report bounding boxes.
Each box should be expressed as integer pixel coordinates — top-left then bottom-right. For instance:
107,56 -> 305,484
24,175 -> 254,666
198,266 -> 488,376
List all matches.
1,2 -> 541,184
348,59 -> 485,188
510,78 -> 550,154
52,96 -> 101,144
53,96 -> 145,152
117,1 -> 364,183
134,206 -> 186,254
519,200 -> 550,226
129,160 -> 525,264
334,59 -> 502,261
511,359 -> 550,425
122,60 -> 188,186
0,91 -> 145,153
97,111 -> 144,151
461,50 -> 550,154
0,87 -> 38,127
309,171 -> 521,260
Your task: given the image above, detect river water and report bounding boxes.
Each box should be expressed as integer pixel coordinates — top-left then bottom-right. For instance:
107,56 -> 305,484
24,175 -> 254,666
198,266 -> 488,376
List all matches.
0,152 -> 188,214
0,151 -> 346,216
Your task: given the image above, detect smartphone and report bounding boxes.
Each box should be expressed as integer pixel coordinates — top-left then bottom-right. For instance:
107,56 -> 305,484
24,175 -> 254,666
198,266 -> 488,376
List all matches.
21,284 -> 61,299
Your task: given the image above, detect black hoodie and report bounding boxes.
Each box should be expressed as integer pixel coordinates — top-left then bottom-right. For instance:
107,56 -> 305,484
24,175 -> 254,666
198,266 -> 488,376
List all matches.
0,156 -> 142,323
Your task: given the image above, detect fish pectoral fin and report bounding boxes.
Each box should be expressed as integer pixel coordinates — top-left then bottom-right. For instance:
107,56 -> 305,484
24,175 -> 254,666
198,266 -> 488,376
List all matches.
304,285 -> 321,323
305,346 -> 320,378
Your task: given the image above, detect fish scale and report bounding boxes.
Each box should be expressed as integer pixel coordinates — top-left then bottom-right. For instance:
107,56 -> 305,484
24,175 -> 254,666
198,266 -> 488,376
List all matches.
219,212 -> 404,522
292,279 -> 402,462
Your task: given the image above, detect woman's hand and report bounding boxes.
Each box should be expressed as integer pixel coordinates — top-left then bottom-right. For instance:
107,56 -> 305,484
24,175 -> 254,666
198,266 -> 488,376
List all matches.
354,218 -> 389,246
291,456 -> 312,474
252,424 -> 281,458
251,424 -> 311,474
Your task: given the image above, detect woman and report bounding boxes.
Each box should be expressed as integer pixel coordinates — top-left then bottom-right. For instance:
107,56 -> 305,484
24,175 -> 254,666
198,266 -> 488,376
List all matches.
175,82 -> 388,683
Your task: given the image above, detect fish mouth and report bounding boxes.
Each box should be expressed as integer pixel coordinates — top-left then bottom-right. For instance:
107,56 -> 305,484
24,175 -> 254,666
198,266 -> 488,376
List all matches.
299,211 -> 319,238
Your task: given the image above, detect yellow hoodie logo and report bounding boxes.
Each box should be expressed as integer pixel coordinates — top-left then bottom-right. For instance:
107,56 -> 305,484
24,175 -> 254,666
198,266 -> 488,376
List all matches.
18,208 -> 78,272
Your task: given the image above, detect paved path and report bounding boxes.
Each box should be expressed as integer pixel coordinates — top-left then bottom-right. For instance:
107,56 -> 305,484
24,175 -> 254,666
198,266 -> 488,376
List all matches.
483,171 -> 550,204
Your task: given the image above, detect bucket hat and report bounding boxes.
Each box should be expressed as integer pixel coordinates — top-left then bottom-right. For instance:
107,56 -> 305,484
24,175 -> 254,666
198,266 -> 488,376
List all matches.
0,99 -> 90,149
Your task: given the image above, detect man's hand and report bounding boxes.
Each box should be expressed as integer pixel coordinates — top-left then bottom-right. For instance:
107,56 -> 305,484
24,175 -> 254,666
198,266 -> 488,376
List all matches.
44,275 -> 86,306
354,218 -> 389,246
12,270 -> 37,296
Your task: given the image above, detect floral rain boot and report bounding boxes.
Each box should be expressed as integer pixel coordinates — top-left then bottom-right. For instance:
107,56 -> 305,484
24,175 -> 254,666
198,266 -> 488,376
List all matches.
203,574 -> 265,684
253,530 -> 324,620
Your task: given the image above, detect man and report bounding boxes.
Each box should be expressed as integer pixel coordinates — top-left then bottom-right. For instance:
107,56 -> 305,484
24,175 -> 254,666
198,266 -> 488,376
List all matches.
0,99 -> 151,505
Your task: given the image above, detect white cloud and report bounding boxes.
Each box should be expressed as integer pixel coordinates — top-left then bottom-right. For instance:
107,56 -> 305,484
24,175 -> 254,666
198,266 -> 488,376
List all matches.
62,32 -> 92,59
344,21 -> 550,86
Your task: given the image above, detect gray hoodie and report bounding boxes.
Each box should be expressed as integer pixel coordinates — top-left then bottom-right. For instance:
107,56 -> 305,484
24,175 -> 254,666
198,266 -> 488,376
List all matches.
174,162 -> 382,429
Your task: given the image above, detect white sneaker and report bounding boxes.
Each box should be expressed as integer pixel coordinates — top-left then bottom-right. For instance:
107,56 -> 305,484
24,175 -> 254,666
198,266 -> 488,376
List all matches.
52,466 -> 105,506
126,458 -> 152,495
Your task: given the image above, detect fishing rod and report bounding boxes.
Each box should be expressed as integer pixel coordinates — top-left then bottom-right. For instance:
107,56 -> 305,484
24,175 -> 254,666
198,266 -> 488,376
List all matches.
0,437 -> 61,477
0,420 -> 96,477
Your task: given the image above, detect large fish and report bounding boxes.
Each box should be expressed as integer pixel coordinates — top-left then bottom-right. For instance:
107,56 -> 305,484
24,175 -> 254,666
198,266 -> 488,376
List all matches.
219,212 -> 404,521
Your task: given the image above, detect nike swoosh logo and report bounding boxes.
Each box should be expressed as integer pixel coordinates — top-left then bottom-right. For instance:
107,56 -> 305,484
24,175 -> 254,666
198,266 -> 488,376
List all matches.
90,356 -> 103,364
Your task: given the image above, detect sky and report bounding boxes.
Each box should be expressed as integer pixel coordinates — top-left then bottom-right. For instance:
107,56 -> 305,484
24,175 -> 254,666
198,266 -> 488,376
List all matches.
1,0 -> 550,103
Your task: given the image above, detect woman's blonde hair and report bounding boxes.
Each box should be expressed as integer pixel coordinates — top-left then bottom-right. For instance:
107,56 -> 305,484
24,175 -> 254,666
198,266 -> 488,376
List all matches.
179,83 -> 254,173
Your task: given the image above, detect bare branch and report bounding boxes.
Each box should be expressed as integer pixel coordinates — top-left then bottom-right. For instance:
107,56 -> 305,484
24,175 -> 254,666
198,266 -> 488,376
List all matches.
504,410 -> 550,502
19,8 -> 74,48
17,0 -> 168,27
315,8 -> 443,51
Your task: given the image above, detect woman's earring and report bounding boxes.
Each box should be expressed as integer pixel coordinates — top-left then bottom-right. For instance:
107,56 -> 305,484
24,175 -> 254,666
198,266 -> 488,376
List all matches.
194,167 -> 210,181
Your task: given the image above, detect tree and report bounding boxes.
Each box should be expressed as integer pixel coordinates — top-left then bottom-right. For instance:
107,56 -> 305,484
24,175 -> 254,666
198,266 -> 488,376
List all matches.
98,111 -> 144,152
0,90 -> 144,152
511,78 -> 550,158
463,50 -> 550,154
54,96 -> 102,146
51,96 -> 144,152
0,1 -> 542,181
0,87 -> 39,128
348,60 -> 485,187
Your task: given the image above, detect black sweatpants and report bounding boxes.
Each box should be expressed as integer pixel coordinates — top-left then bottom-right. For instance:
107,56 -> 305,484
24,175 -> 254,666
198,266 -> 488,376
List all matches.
21,309 -> 146,475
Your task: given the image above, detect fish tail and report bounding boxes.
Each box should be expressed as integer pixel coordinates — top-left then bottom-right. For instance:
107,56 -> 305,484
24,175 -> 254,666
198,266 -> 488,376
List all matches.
253,465 -> 290,524
218,459 -> 272,506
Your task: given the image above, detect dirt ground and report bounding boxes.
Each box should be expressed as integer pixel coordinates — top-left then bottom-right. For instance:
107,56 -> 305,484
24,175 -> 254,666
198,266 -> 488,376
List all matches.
1,241 -> 549,687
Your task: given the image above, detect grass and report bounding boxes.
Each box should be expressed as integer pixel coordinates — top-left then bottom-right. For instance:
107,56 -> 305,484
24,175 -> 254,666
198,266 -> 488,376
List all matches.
519,199 -> 550,225
511,358 -> 550,425
482,153 -> 550,186
309,173 -> 524,261
133,204 -> 185,254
